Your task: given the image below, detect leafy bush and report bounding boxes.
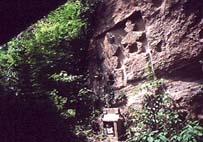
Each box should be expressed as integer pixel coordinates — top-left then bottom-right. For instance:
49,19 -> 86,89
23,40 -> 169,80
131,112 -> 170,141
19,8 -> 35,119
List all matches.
0,0 -> 101,141
127,80 -> 203,142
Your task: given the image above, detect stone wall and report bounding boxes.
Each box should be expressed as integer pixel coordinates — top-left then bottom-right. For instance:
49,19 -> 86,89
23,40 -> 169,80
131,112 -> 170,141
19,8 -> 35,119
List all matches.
88,0 -> 203,119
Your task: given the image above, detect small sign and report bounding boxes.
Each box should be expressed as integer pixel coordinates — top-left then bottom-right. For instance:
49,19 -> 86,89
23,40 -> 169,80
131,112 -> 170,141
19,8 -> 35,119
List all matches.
106,127 -> 114,134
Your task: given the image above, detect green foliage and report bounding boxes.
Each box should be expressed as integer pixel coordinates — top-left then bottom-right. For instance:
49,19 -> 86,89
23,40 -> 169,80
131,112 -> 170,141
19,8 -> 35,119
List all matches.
50,89 -> 67,111
50,71 -> 82,83
170,120 -> 203,142
0,0 -> 93,111
0,1 -> 86,93
34,1 -> 85,45
127,81 -> 203,142
0,0 -> 100,141
146,62 -> 154,81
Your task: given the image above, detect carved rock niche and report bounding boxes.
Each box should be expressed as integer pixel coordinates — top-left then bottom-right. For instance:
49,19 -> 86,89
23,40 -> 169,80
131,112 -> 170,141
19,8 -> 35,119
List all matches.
128,43 -> 138,53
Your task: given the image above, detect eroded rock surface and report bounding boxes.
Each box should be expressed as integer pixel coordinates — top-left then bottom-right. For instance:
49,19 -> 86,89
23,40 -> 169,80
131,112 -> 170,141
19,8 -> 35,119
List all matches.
88,0 -> 203,118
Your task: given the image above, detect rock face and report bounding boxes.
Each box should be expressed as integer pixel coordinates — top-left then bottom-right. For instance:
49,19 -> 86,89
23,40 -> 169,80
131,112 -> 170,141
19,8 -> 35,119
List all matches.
88,0 -> 203,119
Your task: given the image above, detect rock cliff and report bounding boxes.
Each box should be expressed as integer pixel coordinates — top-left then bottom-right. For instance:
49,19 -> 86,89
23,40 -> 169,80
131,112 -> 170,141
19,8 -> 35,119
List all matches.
88,0 -> 203,119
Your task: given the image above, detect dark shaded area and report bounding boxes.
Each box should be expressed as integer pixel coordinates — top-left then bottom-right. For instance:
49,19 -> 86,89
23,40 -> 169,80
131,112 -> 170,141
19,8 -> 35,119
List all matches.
128,43 -> 138,53
0,94 -> 82,142
0,0 -> 66,45
152,0 -> 163,7
155,41 -> 162,52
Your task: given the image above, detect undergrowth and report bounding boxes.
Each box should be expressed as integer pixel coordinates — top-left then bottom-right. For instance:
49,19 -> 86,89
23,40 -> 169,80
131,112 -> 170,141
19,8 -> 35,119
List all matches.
126,80 -> 203,142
